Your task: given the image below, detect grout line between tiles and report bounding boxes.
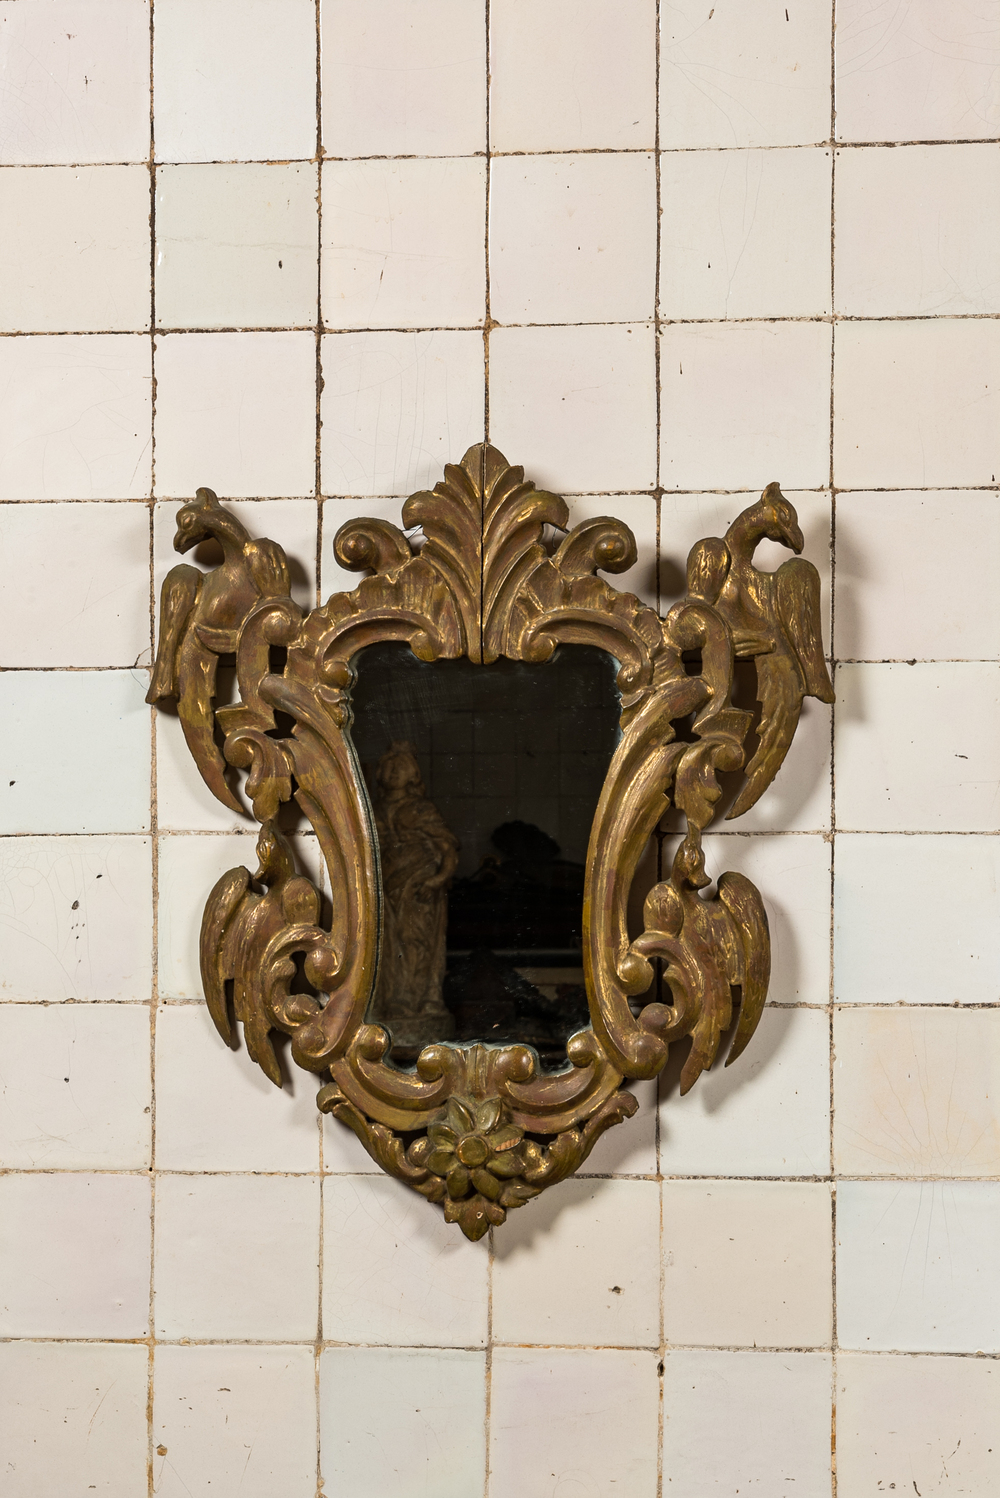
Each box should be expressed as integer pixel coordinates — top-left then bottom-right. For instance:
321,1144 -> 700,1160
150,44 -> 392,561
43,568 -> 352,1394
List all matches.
829,7 -> 839,1488
8,135 -> 1000,170
146,7 -> 158,1492
4,1333 -> 997,1357
654,7 -> 666,1491
6,485 -> 1000,505
313,11 -> 326,1491
483,15 -> 494,1494
7,308 -> 1000,339
12,1166 -> 1000,1182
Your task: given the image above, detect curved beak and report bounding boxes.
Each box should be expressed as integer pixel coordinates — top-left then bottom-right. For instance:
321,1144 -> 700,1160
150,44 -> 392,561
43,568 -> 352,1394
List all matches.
174,526 -> 199,554
783,516 -> 804,554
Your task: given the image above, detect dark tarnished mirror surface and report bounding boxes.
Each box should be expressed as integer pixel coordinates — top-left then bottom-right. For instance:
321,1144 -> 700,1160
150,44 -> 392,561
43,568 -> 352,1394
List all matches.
349,642 -> 621,1065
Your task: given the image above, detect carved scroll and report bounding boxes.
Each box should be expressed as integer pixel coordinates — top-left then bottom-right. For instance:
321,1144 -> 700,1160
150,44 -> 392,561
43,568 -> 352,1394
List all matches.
149,448 -> 832,1238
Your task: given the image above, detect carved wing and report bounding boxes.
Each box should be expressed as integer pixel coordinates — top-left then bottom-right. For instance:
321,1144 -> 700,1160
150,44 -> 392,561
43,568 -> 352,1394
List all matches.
200,865 -> 251,1044
147,563 -> 202,702
775,556 -> 835,704
717,871 -> 771,1066
726,650 -> 803,820
199,824 -> 330,1088
685,535 -> 730,604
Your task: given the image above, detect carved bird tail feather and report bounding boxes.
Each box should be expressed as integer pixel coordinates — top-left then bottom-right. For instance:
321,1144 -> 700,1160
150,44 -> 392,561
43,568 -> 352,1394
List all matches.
726,651 -> 803,820
628,835 -> 771,1094
147,564 -> 202,703
776,557 -> 835,704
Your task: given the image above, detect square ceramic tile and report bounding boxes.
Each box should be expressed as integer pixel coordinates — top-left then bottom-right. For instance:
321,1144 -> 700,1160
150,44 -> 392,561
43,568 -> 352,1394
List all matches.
834,319 -> 1000,489
0,165 -> 149,331
662,1351 -> 833,1495
835,144 -> 1000,316
717,696 -> 833,835
660,0 -> 832,148
489,324 -> 656,493
321,0 -> 486,157
152,792 -> 248,911
322,1175 -> 488,1346
156,163 -> 319,328
492,1179 -> 660,1347
156,722 -> 328,832
490,153 -> 656,324
660,147 -> 832,319
837,1353 -> 1000,1496
837,1180 -> 1000,1352
0,1342 -> 148,1498
579,1079 -> 659,1176
157,834 -> 324,993
700,831 -> 831,1005
0,334 -> 151,499
0,501 -> 150,668
835,492 -> 1000,660
660,322 -> 832,491
154,1173 -> 319,1339
155,1003 -> 320,1172
320,330 -> 484,496
0,1172 -> 149,1335
0,0 -> 150,165
490,0 -> 656,152
834,1007 -> 1000,1176
154,331 -> 316,498
662,1180 -> 833,1347
490,1348 -> 659,1498
560,494 -> 659,609
834,663 -> 1000,831
320,1347 -> 486,1498
660,1007 -> 831,1178
0,1004 -> 150,1168
322,158 -> 485,329
0,835 -> 152,1002
836,0 -> 1000,142
0,671 -> 151,834
834,833 -> 1000,1005
154,1345 -> 316,1498
153,0 -> 316,163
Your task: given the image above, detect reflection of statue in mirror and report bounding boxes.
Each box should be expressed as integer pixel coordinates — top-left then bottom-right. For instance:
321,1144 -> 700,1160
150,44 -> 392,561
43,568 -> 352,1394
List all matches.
369,741 -> 460,1054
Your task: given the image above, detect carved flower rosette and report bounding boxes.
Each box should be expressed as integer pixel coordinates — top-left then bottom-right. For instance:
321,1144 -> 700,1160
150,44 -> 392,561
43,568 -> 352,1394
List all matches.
148,445 -> 833,1239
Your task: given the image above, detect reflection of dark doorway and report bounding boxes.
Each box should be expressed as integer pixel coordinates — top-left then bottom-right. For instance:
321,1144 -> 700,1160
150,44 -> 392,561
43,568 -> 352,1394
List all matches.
348,642 -> 621,1066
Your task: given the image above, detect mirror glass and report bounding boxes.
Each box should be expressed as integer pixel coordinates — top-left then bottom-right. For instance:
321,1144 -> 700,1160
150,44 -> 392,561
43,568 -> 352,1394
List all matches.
348,642 -> 621,1067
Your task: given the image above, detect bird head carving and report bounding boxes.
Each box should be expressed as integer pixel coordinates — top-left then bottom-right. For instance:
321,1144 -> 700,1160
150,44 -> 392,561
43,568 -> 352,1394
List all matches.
759,482 -> 804,554
173,487 -> 247,554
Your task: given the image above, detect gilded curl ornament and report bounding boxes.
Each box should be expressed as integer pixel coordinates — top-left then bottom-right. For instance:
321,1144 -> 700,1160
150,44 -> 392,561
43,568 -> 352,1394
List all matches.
148,445 -> 832,1239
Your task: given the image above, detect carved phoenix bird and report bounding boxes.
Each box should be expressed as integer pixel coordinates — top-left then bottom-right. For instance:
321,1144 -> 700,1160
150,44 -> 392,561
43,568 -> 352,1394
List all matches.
685,483 -> 834,818
147,487 -> 292,814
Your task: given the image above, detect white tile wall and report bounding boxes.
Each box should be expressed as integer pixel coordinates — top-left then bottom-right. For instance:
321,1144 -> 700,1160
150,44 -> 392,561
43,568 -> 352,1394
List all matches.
155,163 -> 320,329
662,1351 -> 834,1495
2,2 -> 998,1492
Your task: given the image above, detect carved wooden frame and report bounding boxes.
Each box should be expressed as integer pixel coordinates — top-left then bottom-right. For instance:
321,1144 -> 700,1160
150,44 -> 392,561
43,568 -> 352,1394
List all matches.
148,444 -> 833,1239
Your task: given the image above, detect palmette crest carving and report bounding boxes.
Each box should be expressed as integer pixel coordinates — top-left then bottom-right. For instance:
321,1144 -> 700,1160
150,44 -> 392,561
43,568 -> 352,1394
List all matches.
148,445 -> 832,1239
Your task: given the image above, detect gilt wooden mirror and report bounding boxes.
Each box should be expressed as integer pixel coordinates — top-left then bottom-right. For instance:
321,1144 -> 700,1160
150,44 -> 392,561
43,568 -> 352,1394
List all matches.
148,444 -> 832,1239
